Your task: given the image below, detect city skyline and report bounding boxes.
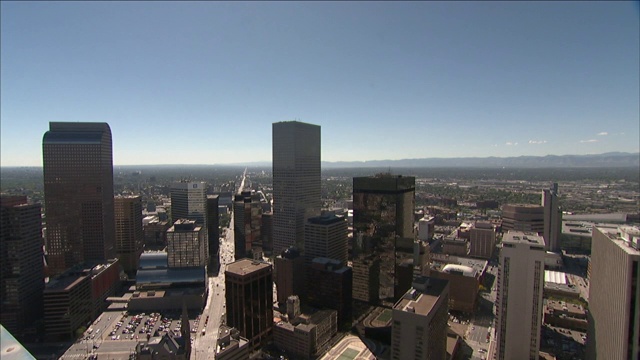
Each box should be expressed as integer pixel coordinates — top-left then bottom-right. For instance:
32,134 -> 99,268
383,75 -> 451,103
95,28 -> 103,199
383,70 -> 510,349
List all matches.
1,1 -> 639,166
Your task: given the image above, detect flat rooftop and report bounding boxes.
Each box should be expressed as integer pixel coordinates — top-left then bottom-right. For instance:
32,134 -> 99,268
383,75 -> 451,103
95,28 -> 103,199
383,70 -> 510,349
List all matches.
226,259 -> 271,276
430,254 -> 487,278
502,231 -> 545,246
394,277 -> 448,316
597,225 -> 640,255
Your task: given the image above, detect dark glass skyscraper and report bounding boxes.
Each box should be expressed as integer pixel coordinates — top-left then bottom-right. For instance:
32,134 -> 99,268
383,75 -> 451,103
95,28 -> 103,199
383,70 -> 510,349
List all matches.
272,121 -> 321,255
42,122 -> 115,276
352,174 -> 415,305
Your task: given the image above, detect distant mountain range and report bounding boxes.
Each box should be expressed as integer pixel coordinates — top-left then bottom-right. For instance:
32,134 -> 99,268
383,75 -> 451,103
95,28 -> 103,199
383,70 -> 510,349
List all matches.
233,152 -> 640,168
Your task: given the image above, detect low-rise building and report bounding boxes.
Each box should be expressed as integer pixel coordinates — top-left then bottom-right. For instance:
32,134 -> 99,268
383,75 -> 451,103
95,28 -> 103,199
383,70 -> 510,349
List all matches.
273,309 -> 337,359
543,300 -> 587,332
216,325 -> 249,360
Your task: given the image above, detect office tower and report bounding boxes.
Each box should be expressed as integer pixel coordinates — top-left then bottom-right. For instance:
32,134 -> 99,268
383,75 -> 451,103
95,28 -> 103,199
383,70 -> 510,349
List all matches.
166,219 -> 206,268
171,181 -> 207,228
469,221 -> 497,259
417,216 -> 435,241
0,196 -> 45,338
43,271 -> 91,341
225,259 -> 273,350
307,257 -> 353,327
233,191 -> 263,259
542,183 -> 562,252
495,231 -> 545,360
143,216 -> 170,248
587,225 -> 640,360
274,247 -> 306,304
304,212 -> 348,265
391,276 -> 449,360
272,121 -> 321,255
352,174 -> 415,305
42,122 -> 115,276
114,195 -> 144,277
207,195 -> 220,268
501,204 -> 544,233
351,256 -> 380,303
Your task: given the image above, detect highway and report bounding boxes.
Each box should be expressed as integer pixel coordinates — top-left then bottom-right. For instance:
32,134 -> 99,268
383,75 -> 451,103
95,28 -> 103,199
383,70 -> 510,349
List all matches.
191,169 -> 244,359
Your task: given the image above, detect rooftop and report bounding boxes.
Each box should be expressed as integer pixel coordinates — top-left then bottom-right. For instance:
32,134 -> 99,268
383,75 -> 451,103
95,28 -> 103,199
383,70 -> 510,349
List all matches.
226,259 -> 271,276
597,225 -> 640,255
394,277 -> 448,316
502,231 -> 545,246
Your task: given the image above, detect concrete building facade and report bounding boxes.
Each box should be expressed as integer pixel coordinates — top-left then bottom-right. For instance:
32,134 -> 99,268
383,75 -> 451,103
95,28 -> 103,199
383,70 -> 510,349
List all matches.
501,204 -> 544,234
495,231 -> 545,360
587,225 -> 640,360
391,277 -> 449,360
166,219 -> 206,268
469,221 -> 497,259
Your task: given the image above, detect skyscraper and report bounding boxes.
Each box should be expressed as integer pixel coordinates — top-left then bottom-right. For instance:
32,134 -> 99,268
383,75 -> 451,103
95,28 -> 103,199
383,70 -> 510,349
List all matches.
42,122 -> 115,276
171,181 -> 207,227
225,259 -> 273,351
166,219 -> 207,268
272,121 -> 321,255
0,196 -> 45,338
587,225 -> 640,360
495,231 -> 545,360
233,191 -> 263,259
206,195 -> 220,270
304,212 -> 348,265
352,174 -> 415,305
542,183 -> 562,252
391,276 -> 449,360
114,195 -> 144,277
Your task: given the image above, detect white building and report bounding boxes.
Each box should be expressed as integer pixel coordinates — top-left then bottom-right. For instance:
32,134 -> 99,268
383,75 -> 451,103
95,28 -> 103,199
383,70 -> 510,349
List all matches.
272,121 -> 321,255
171,181 -> 207,228
417,216 -> 435,241
495,231 -> 545,360
587,225 -> 640,360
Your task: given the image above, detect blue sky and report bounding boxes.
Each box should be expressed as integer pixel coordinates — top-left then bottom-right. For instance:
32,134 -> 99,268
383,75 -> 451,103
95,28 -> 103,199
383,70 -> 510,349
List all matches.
1,1 -> 638,166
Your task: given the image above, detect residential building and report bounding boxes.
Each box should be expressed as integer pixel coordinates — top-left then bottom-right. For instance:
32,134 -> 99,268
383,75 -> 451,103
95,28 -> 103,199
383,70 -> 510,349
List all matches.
587,225 -> 640,360
114,195 -> 144,277
272,121 -> 321,255
225,259 -> 273,350
42,122 -> 115,276
166,219 -> 206,268
495,231 -> 545,360
391,276 -> 449,360
352,174 -> 415,305
0,196 -> 45,338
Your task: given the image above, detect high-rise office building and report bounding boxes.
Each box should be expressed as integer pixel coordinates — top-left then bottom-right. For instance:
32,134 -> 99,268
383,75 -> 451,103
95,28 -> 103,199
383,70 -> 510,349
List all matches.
304,212 -> 348,265
42,122 -> 115,276
587,225 -> 640,360
469,221 -> 497,259
0,196 -> 45,338
233,191 -> 263,259
166,219 -> 206,268
352,174 -> 415,305
495,231 -> 545,360
272,121 -> 321,255
391,276 -> 449,360
307,257 -> 353,327
225,259 -> 273,350
501,204 -> 544,234
114,195 -> 144,277
274,247 -> 306,304
171,181 -> 207,228
542,183 -> 562,252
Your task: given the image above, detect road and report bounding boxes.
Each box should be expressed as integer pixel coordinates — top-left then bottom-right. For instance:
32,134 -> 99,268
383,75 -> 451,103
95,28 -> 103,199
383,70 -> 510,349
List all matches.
191,169 -> 244,359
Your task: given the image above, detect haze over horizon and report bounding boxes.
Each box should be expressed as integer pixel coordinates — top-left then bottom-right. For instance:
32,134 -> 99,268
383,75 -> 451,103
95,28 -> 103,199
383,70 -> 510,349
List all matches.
1,2 -> 639,166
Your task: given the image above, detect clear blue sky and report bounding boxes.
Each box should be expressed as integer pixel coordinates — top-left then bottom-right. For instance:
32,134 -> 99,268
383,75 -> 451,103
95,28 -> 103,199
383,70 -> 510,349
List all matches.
1,1 -> 639,166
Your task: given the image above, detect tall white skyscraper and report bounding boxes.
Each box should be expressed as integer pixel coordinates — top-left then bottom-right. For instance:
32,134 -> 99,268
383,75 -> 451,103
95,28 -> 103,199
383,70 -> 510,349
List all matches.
587,225 -> 640,360
171,181 -> 207,226
542,182 -> 561,252
495,231 -> 545,360
272,121 -> 321,255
